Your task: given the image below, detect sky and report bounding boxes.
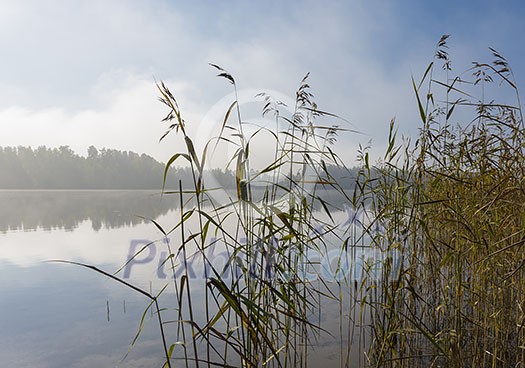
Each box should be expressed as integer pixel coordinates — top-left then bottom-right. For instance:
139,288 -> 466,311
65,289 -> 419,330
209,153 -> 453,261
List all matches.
1,0 -> 525,167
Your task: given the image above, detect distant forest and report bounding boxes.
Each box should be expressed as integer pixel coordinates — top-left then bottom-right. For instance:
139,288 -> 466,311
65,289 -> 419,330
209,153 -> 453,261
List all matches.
0,146 -> 358,190
0,146 -> 178,189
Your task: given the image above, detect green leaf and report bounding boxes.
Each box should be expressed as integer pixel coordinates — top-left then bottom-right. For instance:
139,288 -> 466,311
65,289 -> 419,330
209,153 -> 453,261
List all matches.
184,136 -> 201,172
418,61 -> 433,90
412,76 -> 427,124
163,153 -> 191,192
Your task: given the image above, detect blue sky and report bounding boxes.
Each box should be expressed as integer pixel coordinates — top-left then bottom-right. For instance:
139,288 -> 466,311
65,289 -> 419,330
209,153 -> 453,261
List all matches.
1,0 -> 524,166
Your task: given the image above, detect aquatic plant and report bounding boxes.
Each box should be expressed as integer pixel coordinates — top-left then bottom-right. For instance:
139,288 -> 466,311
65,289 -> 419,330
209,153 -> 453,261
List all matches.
357,35 -> 525,367
63,35 -> 525,368
154,62 -> 358,367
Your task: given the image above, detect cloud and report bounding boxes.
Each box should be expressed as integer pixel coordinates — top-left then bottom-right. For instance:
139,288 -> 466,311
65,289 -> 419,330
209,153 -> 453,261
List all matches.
0,0 -> 190,109
1,0 -> 524,165
0,71 -> 205,162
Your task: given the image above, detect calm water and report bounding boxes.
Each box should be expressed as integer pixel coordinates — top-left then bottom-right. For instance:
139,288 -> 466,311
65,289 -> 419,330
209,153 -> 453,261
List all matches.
0,190 -> 373,367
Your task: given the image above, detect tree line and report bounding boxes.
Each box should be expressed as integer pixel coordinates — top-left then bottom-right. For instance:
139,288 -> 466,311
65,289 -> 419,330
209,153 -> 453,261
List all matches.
0,145 -> 176,189
0,145 -> 359,190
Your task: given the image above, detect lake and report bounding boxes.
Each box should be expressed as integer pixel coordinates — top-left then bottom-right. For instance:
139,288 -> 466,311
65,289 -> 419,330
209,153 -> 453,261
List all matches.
0,190 -> 381,367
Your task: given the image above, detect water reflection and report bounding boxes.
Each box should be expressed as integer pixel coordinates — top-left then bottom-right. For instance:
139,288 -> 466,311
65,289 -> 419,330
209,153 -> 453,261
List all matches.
0,190 -> 372,367
0,191 -> 176,367
0,190 -> 179,233
0,260 -> 165,367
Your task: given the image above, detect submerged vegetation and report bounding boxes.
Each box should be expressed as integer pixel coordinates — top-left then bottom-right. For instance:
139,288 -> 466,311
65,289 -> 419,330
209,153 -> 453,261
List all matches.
68,36 -> 525,367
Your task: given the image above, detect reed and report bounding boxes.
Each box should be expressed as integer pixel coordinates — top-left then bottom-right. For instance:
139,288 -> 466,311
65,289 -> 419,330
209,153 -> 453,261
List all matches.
356,35 -> 525,367
63,35 -> 524,368
154,65 -> 355,367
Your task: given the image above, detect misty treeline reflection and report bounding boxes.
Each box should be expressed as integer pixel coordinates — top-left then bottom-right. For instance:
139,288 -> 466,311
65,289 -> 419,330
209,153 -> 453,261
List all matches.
0,145 -> 361,232
0,190 -> 180,232
0,188 -> 358,233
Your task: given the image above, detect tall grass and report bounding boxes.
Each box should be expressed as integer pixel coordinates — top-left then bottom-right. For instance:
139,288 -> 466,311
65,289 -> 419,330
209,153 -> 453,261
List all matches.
64,35 -> 525,367
357,35 -> 525,367
154,66 -> 356,367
